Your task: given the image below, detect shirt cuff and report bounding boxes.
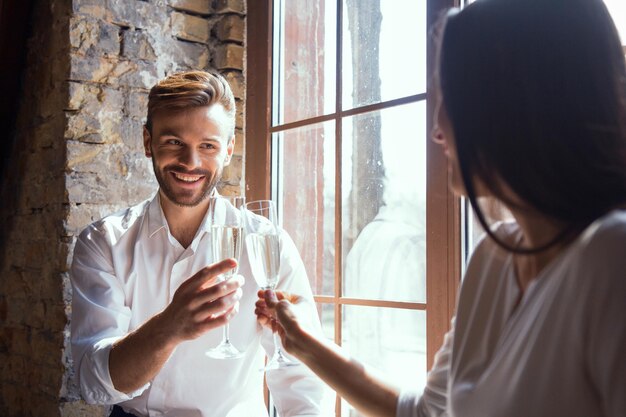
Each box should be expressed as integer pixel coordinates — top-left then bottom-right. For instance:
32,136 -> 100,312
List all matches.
79,337 -> 150,404
396,390 -> 420,417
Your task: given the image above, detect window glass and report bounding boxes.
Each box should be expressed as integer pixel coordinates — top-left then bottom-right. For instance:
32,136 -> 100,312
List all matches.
603,0 -> 626,46
342,0 -> 427,110
274,121 -> 336,296
317,302 -> 335,340
341,306 -> 427,416
273,0 -> 337,125
342,102 -> 426,303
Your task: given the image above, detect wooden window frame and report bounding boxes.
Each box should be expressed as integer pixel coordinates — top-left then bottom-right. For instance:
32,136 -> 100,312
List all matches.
246,0 -> 461,414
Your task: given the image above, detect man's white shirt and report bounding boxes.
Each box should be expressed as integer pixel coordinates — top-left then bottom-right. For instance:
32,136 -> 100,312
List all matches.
70,194 -> 332,417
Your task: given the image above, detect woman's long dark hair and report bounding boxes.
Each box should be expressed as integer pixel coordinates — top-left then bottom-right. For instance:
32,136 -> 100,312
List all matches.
438,0 -> 626,253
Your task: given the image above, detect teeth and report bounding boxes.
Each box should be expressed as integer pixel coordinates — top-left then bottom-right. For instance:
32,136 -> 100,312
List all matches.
173,172 -> 202,182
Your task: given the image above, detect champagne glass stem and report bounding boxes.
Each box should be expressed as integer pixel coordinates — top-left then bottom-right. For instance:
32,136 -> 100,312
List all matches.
223,324 -> 230,343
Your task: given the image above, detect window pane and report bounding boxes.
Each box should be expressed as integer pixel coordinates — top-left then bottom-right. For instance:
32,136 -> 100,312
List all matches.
317,302 -> 335,340
273,0 -> 337,125
342,102 -> 427,303
274,121 -> 335,296
342,0 -> 427,110
341,305 -> 427,416
603,0 -> 626,46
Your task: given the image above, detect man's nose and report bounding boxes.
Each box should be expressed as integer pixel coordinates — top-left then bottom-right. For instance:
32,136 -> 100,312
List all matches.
180,147 -> 202,169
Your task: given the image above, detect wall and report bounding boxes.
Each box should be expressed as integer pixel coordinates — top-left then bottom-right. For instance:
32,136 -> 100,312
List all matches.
0,0 -> 246,415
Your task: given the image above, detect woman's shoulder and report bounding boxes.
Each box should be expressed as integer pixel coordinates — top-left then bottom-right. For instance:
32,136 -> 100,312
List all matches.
461,220 -> 518,291
574,210 -> 626,270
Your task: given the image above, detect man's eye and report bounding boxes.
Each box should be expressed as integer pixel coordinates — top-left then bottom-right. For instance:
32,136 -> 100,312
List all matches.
166,139 -> 182,146
201,143 -> 217,150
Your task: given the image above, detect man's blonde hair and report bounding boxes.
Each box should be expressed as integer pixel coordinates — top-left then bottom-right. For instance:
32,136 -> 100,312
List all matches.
146,70 -> 236,134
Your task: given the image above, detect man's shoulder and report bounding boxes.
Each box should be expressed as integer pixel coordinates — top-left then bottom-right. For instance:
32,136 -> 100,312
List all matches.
78,198 -> 152,244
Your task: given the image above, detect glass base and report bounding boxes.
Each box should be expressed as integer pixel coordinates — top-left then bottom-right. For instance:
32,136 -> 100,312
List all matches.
263,350 -> 300,371
205,340 -> 244,359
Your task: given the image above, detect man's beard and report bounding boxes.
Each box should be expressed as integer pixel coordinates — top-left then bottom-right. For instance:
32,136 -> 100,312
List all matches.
152,160 -> 222,207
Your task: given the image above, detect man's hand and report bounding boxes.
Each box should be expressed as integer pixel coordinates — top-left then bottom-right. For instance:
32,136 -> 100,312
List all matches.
109,258 -> 243,393
161,258 -> 244,343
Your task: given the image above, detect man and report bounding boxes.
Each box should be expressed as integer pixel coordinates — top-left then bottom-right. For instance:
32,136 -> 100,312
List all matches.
70,71 -> 330,417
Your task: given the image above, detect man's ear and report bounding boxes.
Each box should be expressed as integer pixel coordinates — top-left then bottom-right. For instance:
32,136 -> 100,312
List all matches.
143,126 -> 152,158
224,135 -> 235,165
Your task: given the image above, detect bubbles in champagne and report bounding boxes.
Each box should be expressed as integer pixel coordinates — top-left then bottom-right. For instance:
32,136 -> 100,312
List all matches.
245,232 -> 280,288
211,225 -> 243,277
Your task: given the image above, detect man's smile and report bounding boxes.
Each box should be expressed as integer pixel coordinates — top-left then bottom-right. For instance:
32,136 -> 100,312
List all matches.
171,172 -> 205,183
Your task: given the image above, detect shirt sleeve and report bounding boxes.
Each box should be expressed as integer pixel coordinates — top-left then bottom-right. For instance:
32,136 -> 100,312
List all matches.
70,226 -> 149,405
261,229 -> 335,417
584,221 -> 626,416
396,319 -> 454,417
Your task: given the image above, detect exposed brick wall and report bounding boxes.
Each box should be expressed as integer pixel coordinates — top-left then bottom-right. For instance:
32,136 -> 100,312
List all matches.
0,0 -> 246,415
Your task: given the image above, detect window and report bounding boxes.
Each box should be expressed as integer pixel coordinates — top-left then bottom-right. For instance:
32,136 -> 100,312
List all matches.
247,1 -> 461,415
603,0 -> 626,51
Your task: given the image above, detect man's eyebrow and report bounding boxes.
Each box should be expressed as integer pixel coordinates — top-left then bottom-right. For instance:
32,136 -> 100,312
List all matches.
157,129 -> 180,137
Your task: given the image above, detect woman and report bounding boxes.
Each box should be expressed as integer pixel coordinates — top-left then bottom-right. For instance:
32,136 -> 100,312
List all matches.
256,0 -> 626,416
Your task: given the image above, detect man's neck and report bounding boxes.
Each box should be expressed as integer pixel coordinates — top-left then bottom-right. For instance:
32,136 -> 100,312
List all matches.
159,191 -> 209,249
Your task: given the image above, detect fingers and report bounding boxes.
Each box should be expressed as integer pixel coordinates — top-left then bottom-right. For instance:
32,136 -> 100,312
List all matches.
193,287 -> 243,323
196,303 -> 240,333
185,259 -> 239,291
257,289 -> 301,304
190,275 -> 244,310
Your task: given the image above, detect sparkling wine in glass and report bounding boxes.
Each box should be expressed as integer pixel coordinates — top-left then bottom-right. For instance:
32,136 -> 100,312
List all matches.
205,195 -> 245,359
243,200 -> 299,370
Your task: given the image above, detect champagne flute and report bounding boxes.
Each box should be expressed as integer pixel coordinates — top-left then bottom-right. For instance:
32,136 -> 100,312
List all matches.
243,200 -> 299,370
205,195 -> 245,359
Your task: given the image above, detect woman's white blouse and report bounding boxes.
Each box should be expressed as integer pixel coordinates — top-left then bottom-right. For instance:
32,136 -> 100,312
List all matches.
398,210 -> 626,417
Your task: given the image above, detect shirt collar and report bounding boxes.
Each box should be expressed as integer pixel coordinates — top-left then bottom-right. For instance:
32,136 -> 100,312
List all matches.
147,193 -> 168,238
146,190 -> 220,241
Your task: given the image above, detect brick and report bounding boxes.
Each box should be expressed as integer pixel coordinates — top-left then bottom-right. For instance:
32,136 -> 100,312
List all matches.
223,70 -> 244,99
107,0 -> 157,29
67,82 -> 86,111
69,53 -> 117,84
117,60 -> 158,89
19,176 -> 66,212
233,128 -> 244,154
65,203 -> 121,235
217,183 -> 243,196
235,99 -> 244,129
65,84 -> 125,143
72,0 -> 107,19
65,112 -> 103,142
171,11 -> 211,44
169,0 -> 212,15
127,90 -> 149,119
214,0 -> 245,15
70,54 -> 156,88
2,354 -> 28,381
66,141 -> 106,172
162,38 -> 211,70
213,43 -> 244,70
70,16 -> 120,56
66,171 -> 156,206
59,401 -> 107,417
119,118 -> 146,149
21,146 -> 65,178
122,29 -> 157,61
214,14 -> 244,43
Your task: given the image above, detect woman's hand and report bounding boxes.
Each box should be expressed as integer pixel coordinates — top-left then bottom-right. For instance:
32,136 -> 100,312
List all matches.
255,289 -> 306,357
